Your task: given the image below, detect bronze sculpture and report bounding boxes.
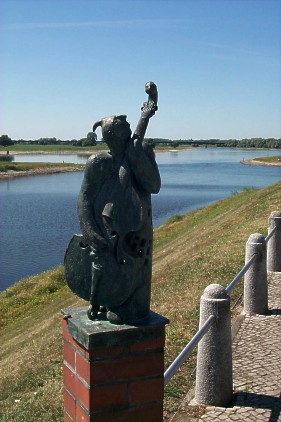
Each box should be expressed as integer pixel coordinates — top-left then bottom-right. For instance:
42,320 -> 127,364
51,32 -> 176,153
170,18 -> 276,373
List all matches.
65,82 -> 160,324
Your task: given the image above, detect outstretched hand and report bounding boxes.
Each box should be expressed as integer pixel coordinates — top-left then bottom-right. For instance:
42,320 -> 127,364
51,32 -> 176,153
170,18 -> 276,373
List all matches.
141,102 -> 158,119
141,81 -> 158,119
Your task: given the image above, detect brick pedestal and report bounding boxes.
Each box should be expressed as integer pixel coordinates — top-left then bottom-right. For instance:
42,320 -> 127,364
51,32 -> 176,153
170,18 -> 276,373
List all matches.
62,308 -> 169,422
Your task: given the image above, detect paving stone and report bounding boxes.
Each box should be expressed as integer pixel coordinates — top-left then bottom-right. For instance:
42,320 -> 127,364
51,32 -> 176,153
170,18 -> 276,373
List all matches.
171,273 -> 281,421
255,408 -> 268,414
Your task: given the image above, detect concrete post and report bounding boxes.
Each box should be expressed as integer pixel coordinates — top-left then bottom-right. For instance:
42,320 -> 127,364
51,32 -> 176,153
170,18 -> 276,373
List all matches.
244,233 -> 267,315
267,211 -> 281,272
195,284 -> 233,407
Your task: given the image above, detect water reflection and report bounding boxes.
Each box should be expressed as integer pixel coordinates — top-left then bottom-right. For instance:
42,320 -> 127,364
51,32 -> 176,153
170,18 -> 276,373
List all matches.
14,153 -> 88,164
0,154 -> 14,162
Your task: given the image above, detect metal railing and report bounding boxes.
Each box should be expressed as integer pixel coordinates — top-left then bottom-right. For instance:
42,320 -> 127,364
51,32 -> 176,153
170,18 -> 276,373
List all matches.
225,253 -> 257,294
265,225 -> 276,242
164,219 -> 279,387
164,315 -> 215,385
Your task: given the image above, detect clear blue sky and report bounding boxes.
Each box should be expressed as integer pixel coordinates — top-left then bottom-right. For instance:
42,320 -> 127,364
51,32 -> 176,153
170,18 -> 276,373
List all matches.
0,0 -> 280,140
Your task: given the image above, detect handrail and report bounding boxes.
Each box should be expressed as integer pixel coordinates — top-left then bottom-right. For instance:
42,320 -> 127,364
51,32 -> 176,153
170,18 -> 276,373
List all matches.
226,226 -> 276,294
265,226 -> 276,243
164,315 -> 215,385
164,225 -> 277,386
225,253 -> 257,294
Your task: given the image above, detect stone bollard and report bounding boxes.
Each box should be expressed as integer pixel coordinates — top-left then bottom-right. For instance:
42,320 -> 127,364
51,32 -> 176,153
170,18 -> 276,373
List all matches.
267,211 -> 281,272
244,233 -> 267,315
195,284 -> 233,407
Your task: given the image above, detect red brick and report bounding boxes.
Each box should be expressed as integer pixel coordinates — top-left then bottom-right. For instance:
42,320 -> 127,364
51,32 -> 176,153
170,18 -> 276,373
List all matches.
88,344 -> 129,360
63,365 -> 76,397
89,351 -> 164,384
76,352 -> 90,385
64,364 -> 92,411
62,319 -> 89,359
72,340 -> 90,359
129,377 -> 164,405
76,403 -> 90,422
64,340 -> 76,369
88,402 -> 163,422
89,383 -> 128,411
124,403 -> 163,422
62,319 -> 74,343
62,316 -> 165,421
76,376 -> 91,410
64,388 -> 76,417
64,410 -> 73,422
130,336 -> 165,353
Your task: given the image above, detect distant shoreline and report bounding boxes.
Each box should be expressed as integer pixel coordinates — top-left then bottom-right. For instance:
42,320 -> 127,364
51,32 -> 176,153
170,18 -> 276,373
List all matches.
0,166 -> 84,179
241,159 -> 281,167
0,151 -> 280,179
0,149 -> 97,156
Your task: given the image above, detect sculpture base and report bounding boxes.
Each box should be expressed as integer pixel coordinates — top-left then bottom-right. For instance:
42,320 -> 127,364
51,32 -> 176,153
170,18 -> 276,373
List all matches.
62,308 -> 169,421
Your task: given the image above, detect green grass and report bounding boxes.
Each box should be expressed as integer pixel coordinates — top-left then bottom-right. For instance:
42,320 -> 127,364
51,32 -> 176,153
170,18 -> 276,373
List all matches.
0,144 -> 106,153
0,161 -> 84,172
0,143 -> 195,155
252,155 -> 281,164
0,181 -> 280,421
0,267 -> 67,329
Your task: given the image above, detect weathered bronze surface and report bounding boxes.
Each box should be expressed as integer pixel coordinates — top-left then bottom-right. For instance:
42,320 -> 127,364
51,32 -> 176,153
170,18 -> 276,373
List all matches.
62,308 -> 169,349
65,82 -> 160,325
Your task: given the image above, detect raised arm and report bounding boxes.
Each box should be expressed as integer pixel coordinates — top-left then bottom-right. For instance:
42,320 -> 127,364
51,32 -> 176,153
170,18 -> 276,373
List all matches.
132,81 -> 158,142
126,81 -> 161,193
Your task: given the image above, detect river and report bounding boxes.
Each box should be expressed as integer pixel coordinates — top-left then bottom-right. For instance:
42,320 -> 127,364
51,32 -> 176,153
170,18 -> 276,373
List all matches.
0,148 -> 280,291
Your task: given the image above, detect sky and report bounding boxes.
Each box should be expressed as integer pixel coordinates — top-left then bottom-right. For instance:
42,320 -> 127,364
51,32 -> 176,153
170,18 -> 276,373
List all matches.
0,0 -> 280,141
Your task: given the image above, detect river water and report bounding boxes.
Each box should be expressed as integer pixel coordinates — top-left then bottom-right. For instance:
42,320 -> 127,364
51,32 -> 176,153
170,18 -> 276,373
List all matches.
0,148 -> 280,291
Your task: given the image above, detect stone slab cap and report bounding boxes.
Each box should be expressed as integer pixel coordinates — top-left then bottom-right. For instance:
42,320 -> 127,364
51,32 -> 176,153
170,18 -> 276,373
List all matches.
247,233 -> 266,244
203,283 -> 228,300
270,211 -> 281,218
62,308 -> 169,350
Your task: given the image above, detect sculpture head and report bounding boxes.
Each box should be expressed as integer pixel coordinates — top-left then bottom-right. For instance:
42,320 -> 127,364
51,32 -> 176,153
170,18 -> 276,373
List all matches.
93,115 -> 132,153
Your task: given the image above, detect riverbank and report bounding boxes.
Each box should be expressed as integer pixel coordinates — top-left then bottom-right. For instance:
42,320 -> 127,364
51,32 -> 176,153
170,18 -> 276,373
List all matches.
0,149 -> 100,155
0,162 -> 84,179
1,151 -> 280,179
0,165 -> 84,179
241,156 -> 281,166
0,145 -> 192,156
0,182 -> 280,421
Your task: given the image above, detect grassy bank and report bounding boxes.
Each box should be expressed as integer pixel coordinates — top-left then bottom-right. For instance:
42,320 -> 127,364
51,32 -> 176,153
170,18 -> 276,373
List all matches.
0,144 -> 184,154
242,155 -> 281,166
0,182 -> 280,421
255,155 -> 280,163
0,162 -> 84,173
0,144 -> 106,154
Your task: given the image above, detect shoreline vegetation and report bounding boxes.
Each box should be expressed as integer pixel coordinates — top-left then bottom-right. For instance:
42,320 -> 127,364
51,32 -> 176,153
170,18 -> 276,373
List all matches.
0,147 -> 280,179
0,162 -> 85,179
241,156 -> 281,166
0,181 -> 280,421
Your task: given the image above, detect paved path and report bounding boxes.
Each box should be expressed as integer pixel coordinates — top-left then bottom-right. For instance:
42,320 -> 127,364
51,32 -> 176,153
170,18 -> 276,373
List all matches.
172,272 -> 281,421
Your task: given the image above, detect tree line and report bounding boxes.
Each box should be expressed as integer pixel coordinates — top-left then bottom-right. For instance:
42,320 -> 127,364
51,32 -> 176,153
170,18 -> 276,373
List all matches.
0,134 -> 280,149
0,133 -> 97,147
146,138 -> 281,149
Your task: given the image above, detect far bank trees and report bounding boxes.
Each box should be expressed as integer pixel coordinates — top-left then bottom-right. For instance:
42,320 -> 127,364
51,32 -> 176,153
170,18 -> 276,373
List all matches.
0,135 -> 14,147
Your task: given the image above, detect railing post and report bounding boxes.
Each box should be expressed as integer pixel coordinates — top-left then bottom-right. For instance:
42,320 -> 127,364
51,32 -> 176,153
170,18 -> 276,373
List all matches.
244,233 -> 267,315
267,211 -> 281,272
195,284 -> 233,406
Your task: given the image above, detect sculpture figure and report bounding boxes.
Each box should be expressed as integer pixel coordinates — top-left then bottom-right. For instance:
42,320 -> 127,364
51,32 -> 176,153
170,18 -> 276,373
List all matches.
65,82 -> 160,324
